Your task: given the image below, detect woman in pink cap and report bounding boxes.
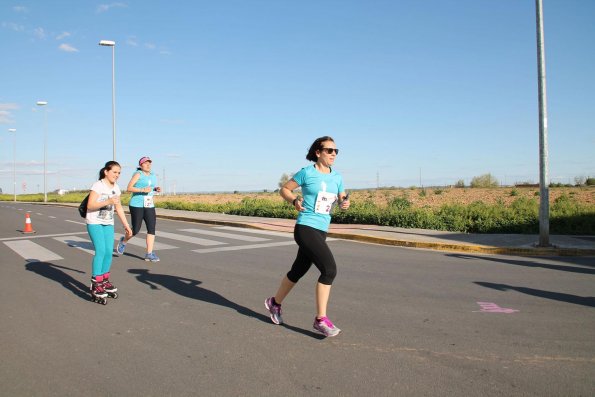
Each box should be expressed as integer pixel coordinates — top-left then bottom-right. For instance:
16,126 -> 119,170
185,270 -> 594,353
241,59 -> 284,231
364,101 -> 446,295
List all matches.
116,156 -> 161,262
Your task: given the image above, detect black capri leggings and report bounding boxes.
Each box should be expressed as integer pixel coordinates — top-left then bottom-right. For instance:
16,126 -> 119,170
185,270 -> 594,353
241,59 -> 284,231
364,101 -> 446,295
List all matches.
287,224 -> 337,285
129,206 -> 157,236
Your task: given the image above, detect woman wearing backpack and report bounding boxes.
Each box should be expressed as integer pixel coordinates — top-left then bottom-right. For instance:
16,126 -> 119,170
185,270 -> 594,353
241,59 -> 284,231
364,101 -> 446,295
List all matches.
86,161 -> 132,303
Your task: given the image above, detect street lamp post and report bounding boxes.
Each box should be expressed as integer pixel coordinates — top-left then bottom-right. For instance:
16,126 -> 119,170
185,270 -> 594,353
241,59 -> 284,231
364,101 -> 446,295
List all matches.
8,128 -> 16,202
99,40 -> 116,161
36,101 -> 48,202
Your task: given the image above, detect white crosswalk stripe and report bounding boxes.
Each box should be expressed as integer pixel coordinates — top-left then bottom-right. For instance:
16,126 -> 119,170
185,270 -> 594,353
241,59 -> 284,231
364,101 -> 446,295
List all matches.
156,231 -> 227,246
215,226 -> 293,238
53,235 -> 95,255
193,241 -> 296,253
114,233 -> 178,250
4,240 -> 63,262
214,225 -> 336,241
180,228 -> 270,242
2,225 -> 317,261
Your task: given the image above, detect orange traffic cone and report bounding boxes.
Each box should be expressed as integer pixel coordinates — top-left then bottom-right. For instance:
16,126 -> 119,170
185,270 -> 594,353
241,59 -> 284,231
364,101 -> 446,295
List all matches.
23,213 -> 36,234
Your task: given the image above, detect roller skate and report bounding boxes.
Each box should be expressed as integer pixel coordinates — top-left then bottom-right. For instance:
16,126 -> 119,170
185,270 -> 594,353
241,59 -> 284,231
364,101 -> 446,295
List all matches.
102,277 -> 118,299
90,278 -> 108,305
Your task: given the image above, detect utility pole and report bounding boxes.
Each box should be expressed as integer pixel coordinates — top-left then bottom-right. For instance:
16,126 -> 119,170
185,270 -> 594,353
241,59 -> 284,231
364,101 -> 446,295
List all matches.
536,0 -> 550,247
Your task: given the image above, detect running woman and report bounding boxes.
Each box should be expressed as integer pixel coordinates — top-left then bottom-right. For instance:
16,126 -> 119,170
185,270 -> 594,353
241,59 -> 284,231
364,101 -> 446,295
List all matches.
86,161 -> 132,301
116,156 -> 161,262
265,136 -> 350,337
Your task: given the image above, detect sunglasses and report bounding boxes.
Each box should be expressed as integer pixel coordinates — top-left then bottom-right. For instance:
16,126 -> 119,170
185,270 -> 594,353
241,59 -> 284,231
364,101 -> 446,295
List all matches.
321,148 -> 339,155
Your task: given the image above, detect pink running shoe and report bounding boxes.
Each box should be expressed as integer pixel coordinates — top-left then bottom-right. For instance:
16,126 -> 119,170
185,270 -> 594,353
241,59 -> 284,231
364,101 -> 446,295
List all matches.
313,316 -> 341,337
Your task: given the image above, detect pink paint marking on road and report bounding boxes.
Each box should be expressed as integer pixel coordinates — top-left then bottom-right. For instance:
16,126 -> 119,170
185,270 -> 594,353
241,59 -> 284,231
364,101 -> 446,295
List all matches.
475,302 -> 519,313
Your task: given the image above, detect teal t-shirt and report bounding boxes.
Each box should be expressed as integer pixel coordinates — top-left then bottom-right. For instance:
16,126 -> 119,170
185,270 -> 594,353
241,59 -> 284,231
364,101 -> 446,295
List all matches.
129,170 -> 158,208
293,164 -> 344,232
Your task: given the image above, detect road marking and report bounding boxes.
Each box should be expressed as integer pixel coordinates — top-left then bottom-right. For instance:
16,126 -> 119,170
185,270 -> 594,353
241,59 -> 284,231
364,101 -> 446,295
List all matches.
0,231 -> 88,242
215,226 -> 293,238
53,235 -> 95,255
474,302 -> 519,313
4,240 -> 63,262
65,220 -> 86,225
49,216 -> 56,219
193,240 -> 296,253
215,225 -> 335,241
114,233 -> 178,250
180,228 -> 270,242
156,231 -> 227,246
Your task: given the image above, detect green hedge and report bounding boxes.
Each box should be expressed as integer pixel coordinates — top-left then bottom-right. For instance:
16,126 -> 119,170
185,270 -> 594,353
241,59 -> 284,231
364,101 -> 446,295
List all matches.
2,192 -> 593,235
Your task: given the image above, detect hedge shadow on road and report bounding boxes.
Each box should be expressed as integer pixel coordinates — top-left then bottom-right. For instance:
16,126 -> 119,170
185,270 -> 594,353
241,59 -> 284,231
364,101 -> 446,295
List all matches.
474,282 -> 595,308
447,253 -> 595,274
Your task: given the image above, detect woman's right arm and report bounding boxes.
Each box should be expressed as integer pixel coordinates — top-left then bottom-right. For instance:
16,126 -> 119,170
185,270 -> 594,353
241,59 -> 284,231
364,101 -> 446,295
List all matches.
280,180 -> 304,211
86,190 -> 101,211
126,173 -> 150,193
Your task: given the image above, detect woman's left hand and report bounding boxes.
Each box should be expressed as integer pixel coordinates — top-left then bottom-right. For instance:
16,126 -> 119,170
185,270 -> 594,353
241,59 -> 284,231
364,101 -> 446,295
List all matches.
340,198 -> 350,210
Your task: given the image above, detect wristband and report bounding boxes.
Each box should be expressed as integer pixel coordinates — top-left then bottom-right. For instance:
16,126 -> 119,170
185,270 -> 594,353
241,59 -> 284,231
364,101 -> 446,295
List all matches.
292,198 -> 298,206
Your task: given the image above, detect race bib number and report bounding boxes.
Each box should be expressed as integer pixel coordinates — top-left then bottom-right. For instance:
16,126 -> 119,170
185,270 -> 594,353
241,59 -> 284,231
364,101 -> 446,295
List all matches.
143,195 -> 154,208
314,191 -> 337,215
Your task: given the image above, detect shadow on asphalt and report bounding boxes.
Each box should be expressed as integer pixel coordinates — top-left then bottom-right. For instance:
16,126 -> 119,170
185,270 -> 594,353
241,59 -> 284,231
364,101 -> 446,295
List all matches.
447,253 -> 595,274
474,282 -> 595,308
121,252 -> 146,260
128,268 -> 323,338
24,261 -> 89,301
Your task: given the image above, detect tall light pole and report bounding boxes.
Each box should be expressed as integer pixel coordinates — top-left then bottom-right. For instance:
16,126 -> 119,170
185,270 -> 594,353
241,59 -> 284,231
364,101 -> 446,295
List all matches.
37,101 -> 48,202
535,0 -> 550,247
8,128 -> 16,202
99,39 -> 117,161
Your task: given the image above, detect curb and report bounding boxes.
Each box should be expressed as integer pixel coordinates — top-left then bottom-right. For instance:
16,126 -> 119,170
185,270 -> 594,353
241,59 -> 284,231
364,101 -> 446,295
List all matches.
326,232 -> 595,257
158,214 -> 595,257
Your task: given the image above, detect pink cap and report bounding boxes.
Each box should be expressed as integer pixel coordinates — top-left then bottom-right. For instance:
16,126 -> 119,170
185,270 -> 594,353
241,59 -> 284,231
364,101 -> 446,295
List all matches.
138,156 -> 152,166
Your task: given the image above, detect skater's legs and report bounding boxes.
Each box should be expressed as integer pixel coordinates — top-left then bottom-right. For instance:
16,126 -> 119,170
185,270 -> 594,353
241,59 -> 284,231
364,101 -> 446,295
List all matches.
100,225 -> 114,274
87,224 -> 111,277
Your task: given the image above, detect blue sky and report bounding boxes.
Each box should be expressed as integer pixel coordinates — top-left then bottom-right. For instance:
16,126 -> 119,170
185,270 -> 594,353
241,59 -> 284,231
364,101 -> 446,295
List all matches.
1,1 -> 594,194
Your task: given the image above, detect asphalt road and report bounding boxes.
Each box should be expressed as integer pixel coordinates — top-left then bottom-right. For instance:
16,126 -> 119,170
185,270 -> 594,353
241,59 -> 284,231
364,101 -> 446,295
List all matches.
1,203 -> 594,396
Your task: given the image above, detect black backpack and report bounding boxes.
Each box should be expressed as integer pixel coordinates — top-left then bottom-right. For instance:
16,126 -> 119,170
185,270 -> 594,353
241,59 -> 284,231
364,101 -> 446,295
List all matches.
78,194 -> 89,218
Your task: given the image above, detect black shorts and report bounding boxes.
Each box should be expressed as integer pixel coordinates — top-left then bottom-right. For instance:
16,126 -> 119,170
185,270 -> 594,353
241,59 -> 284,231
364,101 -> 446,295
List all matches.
287,224 -> 337,285
129,206 -> 157,235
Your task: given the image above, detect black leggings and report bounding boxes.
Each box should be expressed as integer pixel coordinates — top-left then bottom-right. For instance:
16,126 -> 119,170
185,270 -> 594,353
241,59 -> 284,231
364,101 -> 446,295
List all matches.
287,224 -> 337,285
130,206 -> 157,236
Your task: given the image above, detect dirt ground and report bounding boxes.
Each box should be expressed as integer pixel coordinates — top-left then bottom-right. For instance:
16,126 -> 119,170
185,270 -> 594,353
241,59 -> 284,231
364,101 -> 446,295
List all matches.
154,187 -> 595,209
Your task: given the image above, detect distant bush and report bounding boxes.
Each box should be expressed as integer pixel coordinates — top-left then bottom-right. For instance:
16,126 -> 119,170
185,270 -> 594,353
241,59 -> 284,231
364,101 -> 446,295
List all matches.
470,173 -> 499,188
455,179 -> 465,188
550,182 -> 573,188
388,197 -> 412,210
586,177 -> 595,186
574,176 -> 586,186
515,181 -> 538,187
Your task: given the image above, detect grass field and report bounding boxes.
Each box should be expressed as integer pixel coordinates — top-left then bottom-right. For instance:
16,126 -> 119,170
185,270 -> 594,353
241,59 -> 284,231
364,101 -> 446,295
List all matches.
152,186 -> 595,209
